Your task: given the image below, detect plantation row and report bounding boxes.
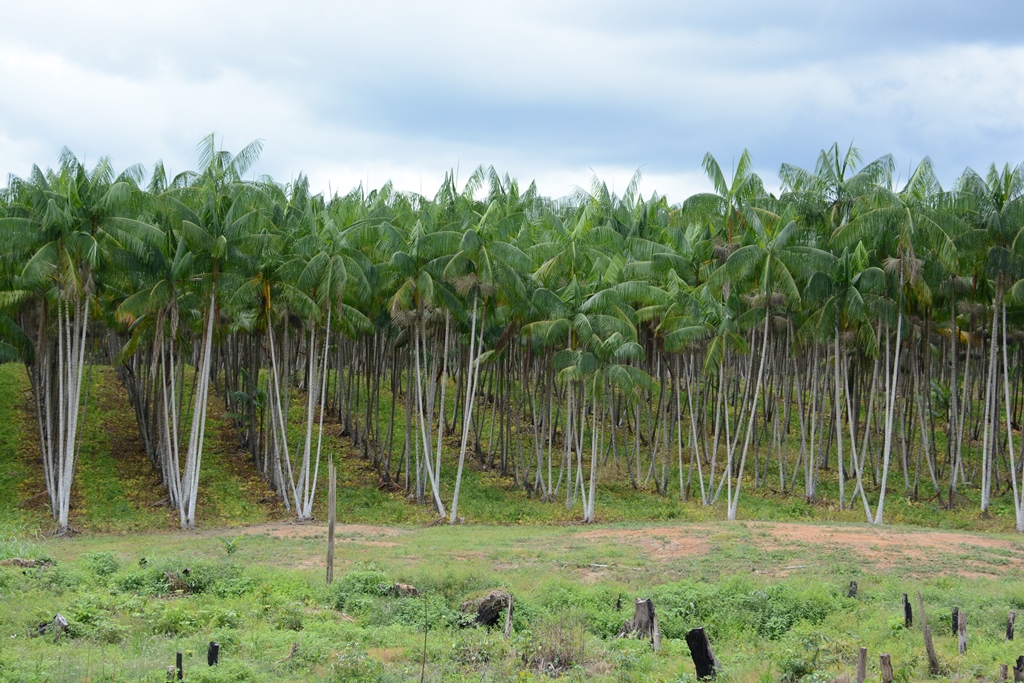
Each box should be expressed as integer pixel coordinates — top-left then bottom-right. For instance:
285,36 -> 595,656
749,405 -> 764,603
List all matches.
2,137 -> 1024,532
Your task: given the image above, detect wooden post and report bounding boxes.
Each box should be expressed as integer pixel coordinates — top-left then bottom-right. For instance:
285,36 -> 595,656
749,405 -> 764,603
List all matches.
1009,611 -> 1016,641
856,646 -> 867,683
176,652 -> 183,680
848,581 -> 857,598
902,593 -> 912,628
879,653 -> 893,683
1015,655 -> 1024,682
958,610 -> 967,655
685,627 -> 719,679
923,625 -> 939,675
917,591 -> 939,675
326,459 -> 336,584
652,607 -> 661,652
952,607 -> 959,637
207,641 -> 219,666
502,594 -> 515,639
1001,663 -> 1008,681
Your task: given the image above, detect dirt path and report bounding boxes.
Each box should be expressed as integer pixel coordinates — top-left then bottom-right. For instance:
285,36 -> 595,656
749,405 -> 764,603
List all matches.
215,519 -> 1024,579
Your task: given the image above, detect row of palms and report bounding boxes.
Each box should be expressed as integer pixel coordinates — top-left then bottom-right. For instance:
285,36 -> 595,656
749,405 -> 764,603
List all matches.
2,138 -> 1024,533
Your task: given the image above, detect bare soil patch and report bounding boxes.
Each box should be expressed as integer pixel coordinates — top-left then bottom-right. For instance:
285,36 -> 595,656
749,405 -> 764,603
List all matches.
232,521 -> 399,539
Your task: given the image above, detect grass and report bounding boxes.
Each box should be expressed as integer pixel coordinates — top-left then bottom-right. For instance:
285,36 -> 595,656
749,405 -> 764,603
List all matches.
1,521 -> 1023,681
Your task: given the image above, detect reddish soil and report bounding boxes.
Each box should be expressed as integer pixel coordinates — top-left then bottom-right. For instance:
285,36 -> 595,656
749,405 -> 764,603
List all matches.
217,519 -> 1024,578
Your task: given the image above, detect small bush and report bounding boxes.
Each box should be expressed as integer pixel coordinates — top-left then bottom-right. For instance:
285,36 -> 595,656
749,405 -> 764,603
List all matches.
186,661 -> 258,683
445,629 -> 509,666
329,569 -> 389,610
273,602 -> 305,631
153,604 -> 202,636
522,611 -> 587,674
44,564 -> 88,593
83,551 -> 120,577
329,650 -> 385,682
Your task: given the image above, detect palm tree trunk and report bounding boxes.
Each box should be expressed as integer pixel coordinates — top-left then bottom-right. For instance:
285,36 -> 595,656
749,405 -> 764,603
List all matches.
728,306 -> 770,520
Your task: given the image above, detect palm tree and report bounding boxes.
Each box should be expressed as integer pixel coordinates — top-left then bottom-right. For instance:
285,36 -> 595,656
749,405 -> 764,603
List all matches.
3,150 -> 155,532
711,203 -> 833,519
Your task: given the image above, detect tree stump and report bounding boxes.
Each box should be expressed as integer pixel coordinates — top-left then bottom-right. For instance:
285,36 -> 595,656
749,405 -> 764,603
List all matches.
1008,611 -> 1016,641
165,572 -> 190,594
880,653 -> 893,683
856,646 -> 866,683
848,581 -> 858,598
460,590 -> 512,628
902,593 -> 912,628
617,599 -> 661,649
207,641 -> 219,666
392,583 -> 420,598
685,627 -> 719,680
958,610 -> 967,655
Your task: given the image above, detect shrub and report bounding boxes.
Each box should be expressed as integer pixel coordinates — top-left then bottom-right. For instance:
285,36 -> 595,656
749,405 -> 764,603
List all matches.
153,604 -> 202,636
273,602 -> 305,631
522,611 -> 587,674
329,569 -> 389,610
186,661 -> 258,683
328,650 -> 385,682
83,551 -> 119,577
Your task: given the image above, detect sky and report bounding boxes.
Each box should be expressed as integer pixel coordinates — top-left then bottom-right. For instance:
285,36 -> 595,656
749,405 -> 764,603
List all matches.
1,0 -> 1022,203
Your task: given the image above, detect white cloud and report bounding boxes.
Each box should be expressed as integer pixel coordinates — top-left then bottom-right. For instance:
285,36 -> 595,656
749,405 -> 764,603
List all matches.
1,1 -> 1021,201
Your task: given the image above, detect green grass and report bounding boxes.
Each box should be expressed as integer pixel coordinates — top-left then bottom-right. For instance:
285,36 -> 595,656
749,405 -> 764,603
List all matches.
0,363 -> 34,530
1,521 -> 1023,681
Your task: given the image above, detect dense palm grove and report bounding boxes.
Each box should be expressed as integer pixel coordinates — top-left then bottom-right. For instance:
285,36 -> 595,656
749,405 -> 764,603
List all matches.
2,137 -> 1024,533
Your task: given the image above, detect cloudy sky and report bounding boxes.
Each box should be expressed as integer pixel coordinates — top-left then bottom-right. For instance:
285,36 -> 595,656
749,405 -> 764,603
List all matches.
2,1 -> 1022,202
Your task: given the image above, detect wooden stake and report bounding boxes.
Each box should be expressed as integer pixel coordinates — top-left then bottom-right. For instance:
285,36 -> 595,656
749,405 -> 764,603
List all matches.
879,653 -> 893,683
1015,655 -> 1024,682
1000,663 -> 1008,681
176,652 -> 183,681
856,646 -> 866,683
848,581 -> 857,598
958,610 -> 967,655
502,594 -> 515,639
917,591 -> 939,675
326,458 -> 336,584
1008,611 -> 1016,641
207,641 -> 219,666
923,625 -> 939,675
902,592 -> 912,628
952,607 -> 959,637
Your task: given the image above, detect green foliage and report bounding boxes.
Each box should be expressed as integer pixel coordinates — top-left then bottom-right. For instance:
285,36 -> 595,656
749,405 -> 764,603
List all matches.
186,661 -> 260,683
218,536 -> 243,555
83,551 -> 120,577
654,577 -> 843,642
329,568 -> 390,610
328,650 -> 386,682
